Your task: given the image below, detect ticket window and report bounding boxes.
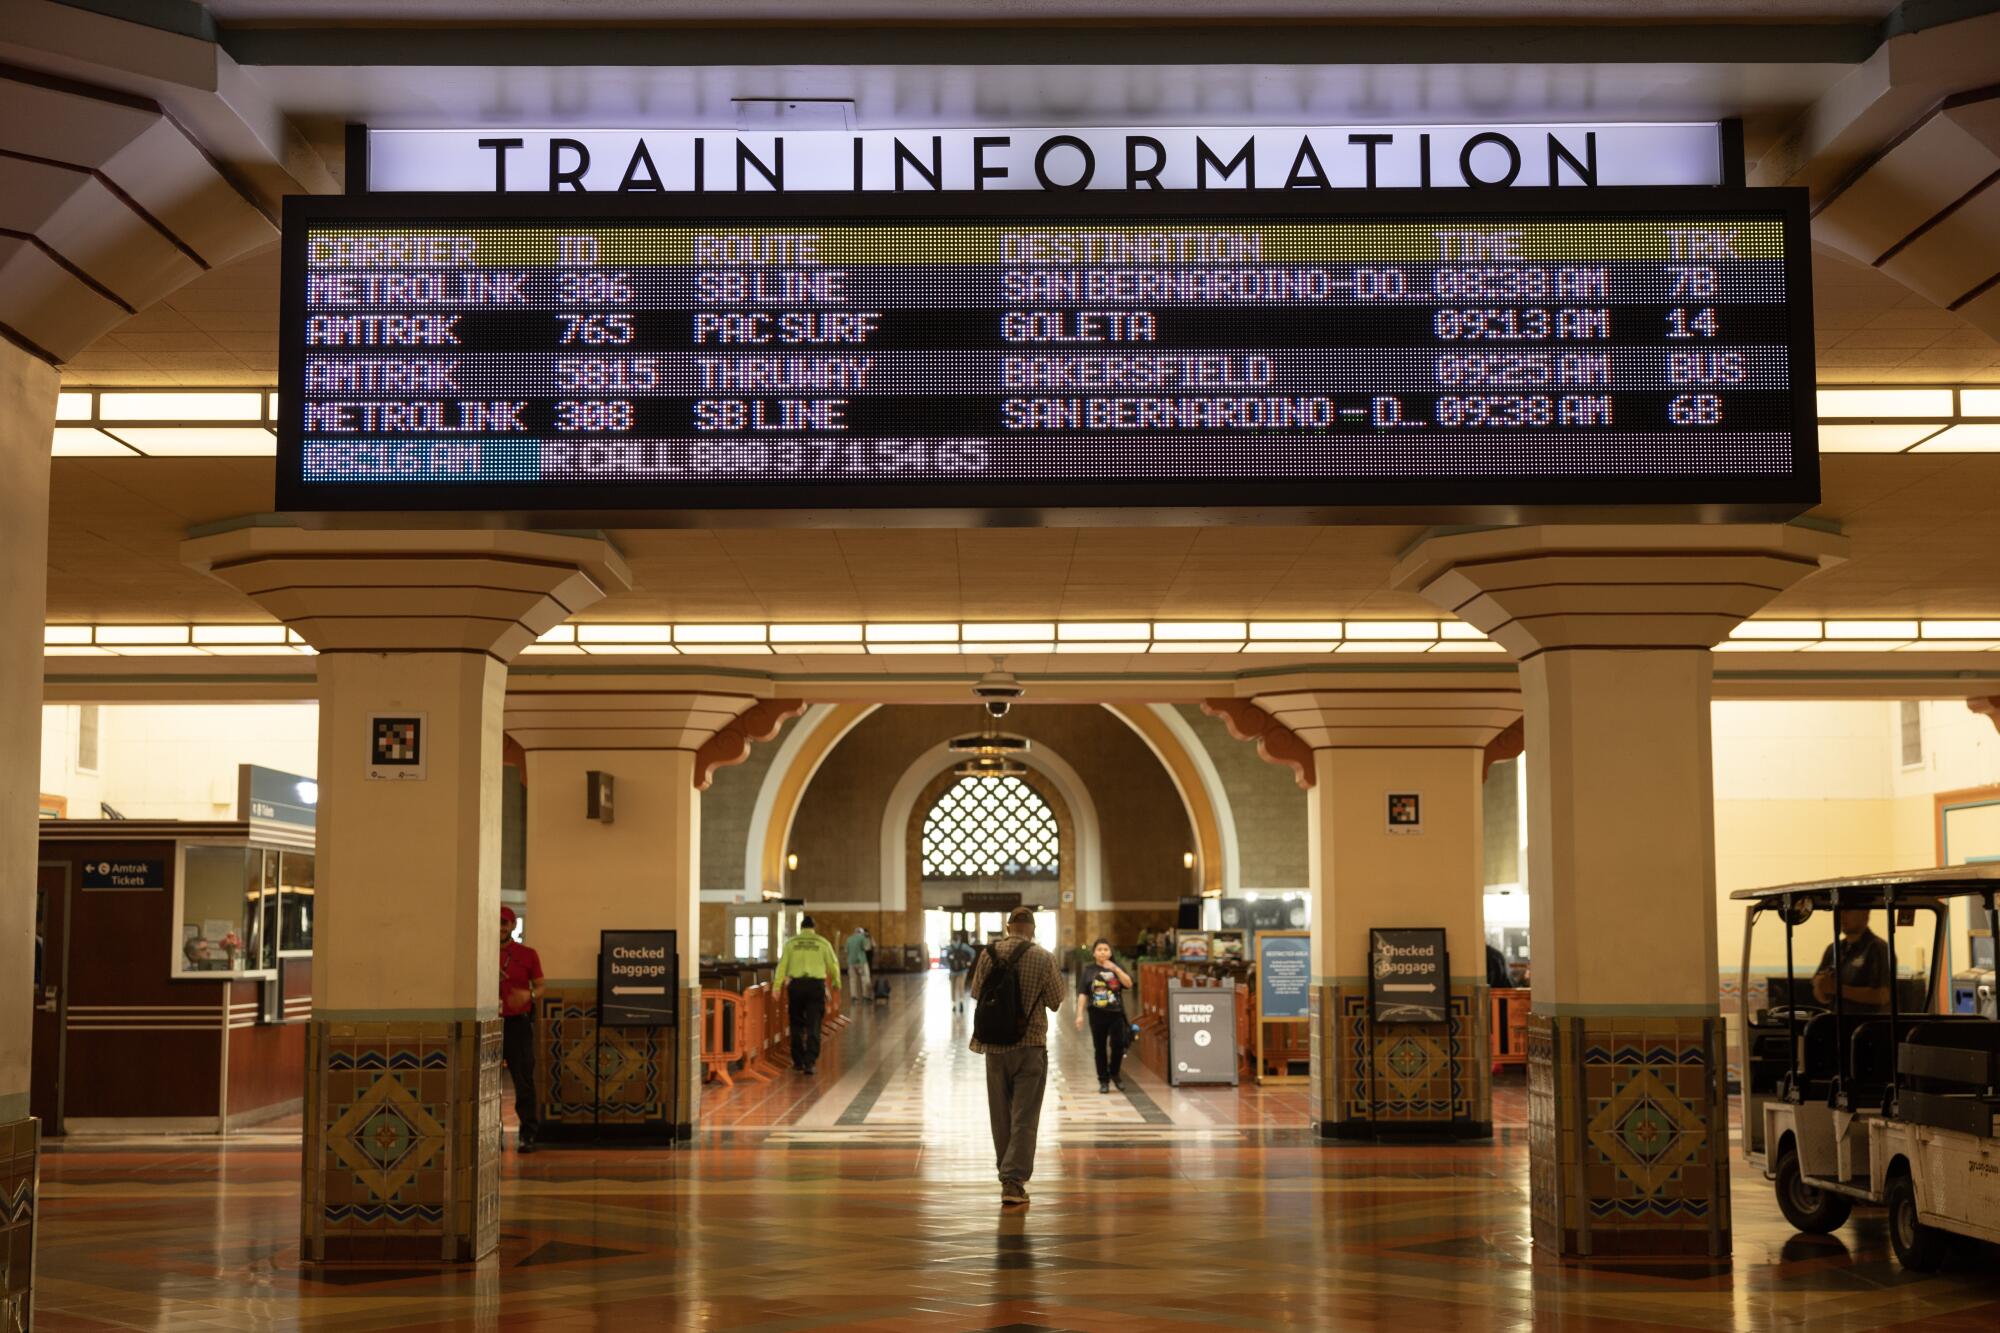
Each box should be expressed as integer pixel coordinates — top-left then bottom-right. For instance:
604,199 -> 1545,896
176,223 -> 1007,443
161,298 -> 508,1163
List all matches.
279,851 -> 315,955
174,845 -> 317,979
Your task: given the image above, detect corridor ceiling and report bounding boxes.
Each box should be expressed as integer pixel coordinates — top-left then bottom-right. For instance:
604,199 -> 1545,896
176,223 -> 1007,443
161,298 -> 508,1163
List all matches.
12,0 -> 2000,632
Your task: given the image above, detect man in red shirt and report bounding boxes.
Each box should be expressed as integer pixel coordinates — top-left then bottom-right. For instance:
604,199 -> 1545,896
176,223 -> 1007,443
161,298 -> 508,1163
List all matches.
499,905 -> 543,1153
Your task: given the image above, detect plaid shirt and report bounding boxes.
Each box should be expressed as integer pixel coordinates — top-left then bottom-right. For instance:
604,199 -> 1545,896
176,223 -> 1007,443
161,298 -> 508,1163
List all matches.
968,936 -> 1065,1053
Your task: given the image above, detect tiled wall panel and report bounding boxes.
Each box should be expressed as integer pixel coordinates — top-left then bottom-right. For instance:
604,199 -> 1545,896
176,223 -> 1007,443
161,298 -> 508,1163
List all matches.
1528,1013 -> 1731,1258
301,1019 -> 500,1263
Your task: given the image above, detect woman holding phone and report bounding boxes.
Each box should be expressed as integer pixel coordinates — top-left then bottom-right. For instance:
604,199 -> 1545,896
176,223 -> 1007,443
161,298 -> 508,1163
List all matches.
1075,938 -> 1135,1093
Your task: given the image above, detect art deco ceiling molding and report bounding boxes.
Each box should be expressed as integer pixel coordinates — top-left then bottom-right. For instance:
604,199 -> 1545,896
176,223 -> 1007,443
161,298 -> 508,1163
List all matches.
1811,85 -> 2000,337
695,697 -> 808,789
0,64 -> 278,361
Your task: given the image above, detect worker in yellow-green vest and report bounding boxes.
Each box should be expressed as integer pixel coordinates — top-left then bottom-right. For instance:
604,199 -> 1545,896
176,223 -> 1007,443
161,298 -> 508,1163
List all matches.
774,915 -> 842,1075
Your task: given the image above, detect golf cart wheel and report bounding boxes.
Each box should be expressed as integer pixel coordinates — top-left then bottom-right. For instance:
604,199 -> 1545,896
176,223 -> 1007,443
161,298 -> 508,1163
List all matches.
1775,1150 -> 1852,1234
1886,1173 -> 1949,1272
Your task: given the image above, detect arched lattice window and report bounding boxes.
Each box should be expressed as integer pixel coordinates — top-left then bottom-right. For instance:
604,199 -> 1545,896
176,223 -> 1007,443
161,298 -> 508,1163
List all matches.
921,776 -> 1060,879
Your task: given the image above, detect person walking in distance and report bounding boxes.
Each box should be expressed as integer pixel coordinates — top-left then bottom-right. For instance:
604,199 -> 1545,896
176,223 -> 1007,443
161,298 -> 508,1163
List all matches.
498,906 -> 543,1154
947,931 -> 975,1009
1075,938 -> 1135,1093
845,925 -> 873,1004
775,915 -> 842,1075
969,907 -> 1065,1207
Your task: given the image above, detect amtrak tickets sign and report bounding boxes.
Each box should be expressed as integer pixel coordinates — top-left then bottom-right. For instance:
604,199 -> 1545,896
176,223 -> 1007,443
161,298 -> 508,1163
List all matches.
367,124 -> 1725,194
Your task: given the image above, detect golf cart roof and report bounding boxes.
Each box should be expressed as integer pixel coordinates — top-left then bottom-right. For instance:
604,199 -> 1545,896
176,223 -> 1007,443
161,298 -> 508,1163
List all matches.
1730,864 -> 2000,903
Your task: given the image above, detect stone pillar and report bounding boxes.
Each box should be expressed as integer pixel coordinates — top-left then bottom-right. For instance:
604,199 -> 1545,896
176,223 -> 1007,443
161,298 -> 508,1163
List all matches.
1249,678 -> 1521,1140
184,527 -> 627,1263
1395,524 -> 1845,1260
504,689 -> 796,1142
1,341 -> 57,1329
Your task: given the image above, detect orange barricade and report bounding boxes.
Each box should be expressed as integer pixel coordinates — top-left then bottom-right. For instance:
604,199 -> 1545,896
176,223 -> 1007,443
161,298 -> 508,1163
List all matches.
1491,988 -> 1532,1073
733,984 -> 775,1083
701,989 -> 743,1089
758,984 -> 791,1074
707,979 -> 869,1092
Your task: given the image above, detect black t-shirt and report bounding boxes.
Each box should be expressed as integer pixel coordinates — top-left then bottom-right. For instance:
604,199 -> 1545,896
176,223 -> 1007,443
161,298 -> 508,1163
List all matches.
1083,963 -> 1125,1013
1816,929 -> 1892,1013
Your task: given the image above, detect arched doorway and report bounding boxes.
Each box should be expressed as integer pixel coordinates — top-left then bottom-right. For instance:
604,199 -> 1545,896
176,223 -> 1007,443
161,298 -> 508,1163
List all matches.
913,770 -> 1074,954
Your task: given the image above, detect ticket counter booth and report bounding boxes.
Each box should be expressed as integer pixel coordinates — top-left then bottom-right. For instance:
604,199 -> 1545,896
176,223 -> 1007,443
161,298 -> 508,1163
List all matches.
34,818 -> 316,1134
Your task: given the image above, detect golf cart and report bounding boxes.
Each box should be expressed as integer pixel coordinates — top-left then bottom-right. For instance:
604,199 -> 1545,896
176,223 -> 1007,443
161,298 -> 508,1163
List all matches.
1735,866 -> 2000,1269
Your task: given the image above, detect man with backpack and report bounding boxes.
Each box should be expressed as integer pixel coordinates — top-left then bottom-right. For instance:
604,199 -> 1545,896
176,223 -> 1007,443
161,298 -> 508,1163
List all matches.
968,907 -> 1065,1207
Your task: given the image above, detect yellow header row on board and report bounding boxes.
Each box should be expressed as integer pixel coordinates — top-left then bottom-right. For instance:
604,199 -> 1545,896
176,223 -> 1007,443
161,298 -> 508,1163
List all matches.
306,220 -> 1787,266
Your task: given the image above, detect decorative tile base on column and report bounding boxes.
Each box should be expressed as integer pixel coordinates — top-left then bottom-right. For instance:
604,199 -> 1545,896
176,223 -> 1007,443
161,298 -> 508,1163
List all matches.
1313,984 -> 1491,1138
532,986 -> 686,1144
1528,1013 -> 1731,1259
0,1117 -> 37,1332
300,1019 -> 501,1264
683,981 -> 702,1137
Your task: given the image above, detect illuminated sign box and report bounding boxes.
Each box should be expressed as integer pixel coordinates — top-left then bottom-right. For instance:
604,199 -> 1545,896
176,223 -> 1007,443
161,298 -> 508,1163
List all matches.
364,124 -> 1727,194
277,188 -> 1817,521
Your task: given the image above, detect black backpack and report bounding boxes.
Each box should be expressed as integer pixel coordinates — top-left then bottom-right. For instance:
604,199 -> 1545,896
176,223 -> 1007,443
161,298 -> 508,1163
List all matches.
973,940 -> 1030,1047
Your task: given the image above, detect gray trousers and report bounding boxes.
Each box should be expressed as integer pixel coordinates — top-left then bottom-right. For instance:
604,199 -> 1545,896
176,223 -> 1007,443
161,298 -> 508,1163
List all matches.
984,1045 -> 1048,1185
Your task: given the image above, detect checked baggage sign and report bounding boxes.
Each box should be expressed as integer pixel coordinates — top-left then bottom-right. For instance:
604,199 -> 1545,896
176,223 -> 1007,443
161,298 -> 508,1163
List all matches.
598,929 -> 678,1027
1369,927 -> 1449,1024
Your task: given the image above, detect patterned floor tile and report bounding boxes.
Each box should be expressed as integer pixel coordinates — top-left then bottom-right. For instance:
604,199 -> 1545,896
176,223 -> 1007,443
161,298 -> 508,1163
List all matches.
24,974 -> 2000,1332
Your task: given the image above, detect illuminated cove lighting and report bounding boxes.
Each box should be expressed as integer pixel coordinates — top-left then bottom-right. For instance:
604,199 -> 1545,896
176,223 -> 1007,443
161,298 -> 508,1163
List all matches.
43,621 -> 2000,658
48,385 -> 2000,457
51,389 -> 279,457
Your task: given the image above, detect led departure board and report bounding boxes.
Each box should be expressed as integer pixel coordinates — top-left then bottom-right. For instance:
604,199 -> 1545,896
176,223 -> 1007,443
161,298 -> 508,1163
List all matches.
278,190 -> 1816,518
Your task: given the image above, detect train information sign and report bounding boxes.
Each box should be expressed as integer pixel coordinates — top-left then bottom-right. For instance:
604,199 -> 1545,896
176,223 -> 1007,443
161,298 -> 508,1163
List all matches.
278,189 -> 1815,518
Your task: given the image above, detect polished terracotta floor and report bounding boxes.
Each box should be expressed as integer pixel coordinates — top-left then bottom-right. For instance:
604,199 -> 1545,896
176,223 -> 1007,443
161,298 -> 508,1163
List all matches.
32,973 -> 2000,1331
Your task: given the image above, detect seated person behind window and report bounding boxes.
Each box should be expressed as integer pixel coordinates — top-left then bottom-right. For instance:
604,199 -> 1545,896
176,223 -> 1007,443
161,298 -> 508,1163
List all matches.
1812,909 -> 1893,1014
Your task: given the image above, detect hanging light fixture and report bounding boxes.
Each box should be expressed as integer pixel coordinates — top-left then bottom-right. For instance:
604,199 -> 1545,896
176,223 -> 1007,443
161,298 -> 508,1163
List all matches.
948,725 -> 1029,757
954,752 -> 1030,780
950,707 -> 1031,779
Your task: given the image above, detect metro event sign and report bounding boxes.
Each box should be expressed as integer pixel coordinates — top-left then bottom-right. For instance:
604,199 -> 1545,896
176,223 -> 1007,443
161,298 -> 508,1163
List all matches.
276,188 -> 1815,517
